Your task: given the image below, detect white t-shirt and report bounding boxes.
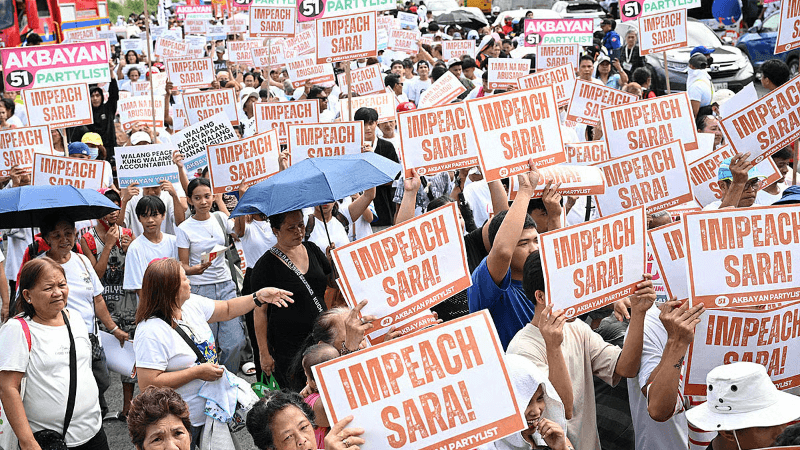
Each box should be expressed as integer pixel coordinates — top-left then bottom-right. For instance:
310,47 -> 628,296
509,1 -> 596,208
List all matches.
124,191 -> 178,237
134,295 -> 217,426
101,160 -> 114,188
123,233 -> 179,290
176,212 -> 234,286
4,228 -> 34,281
241,220 -> 277,269
687,69 -> 713,107
306,211 -> 352,252
756,187 -> 785,205
0,309 -> 101,446
53,252 -> 104,333
462,180 -> 493,227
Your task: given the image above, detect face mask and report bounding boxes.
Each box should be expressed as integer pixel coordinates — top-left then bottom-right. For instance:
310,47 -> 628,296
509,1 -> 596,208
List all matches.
87,146 -> 99,160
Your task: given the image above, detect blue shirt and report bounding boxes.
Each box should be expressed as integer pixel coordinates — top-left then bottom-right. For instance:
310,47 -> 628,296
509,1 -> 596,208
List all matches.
467,258 -> 536,349
603,30 -> 621,51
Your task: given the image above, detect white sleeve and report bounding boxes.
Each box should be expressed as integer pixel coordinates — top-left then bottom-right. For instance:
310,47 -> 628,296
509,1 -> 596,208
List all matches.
123,244 -> 145,290
133,330 -> 171,371
638,316 -> 668,389
175,225 -> 191,250
80,254 -> 104,297
0,319 -> 29,372
687,82 -> 704,102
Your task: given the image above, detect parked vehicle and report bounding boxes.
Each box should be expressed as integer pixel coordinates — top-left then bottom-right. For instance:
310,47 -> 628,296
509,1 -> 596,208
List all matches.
0,0 -> 111,47
491,8 -> 560,26
737,13 -> 800,78
552,0 -> 604,19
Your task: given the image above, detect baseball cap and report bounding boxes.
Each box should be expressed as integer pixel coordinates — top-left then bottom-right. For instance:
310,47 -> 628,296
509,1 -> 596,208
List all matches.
712,89 -> 735,106
81,132 -> 103,146
596,53 -> 612,64
68,142 -> 91,156
130,131 -> 152,145
690,45 -> 716,56
717,157 -> 767,181
239,87 -> 259,101
447,58 -> 463,69
397,102 -> 417,112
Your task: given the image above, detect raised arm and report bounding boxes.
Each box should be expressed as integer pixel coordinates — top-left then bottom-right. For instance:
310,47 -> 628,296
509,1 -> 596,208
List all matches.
208,287 -> 293,323
613,274 -> 657,378
395,171 -> 421,225
347,187 -> 376,222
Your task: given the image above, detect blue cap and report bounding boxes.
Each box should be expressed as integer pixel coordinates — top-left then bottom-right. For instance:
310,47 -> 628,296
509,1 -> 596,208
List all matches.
718,157 -> 767,181
68,142 -> 91,156
774,185 -> 800,204
690,46 -> 716,56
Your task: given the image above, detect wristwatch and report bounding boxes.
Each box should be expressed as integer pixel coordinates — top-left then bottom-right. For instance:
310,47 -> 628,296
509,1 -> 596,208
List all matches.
253,292 -> 265,307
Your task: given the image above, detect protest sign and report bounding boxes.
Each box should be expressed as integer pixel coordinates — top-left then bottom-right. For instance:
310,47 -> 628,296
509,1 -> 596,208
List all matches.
296,0 -> 394,22
365,309 -> 438,345
165,57 -> 214,89
182,88 -> 240,126
121,39 -> 145,54
285,54 -> 336,88
117,97 -> 165,132
176,5 -> 214,19
536,44 -> 580,70
63,28 -> 98,42
466,86 -> 566,181
667,201 -> 702,220
619,0 -> 699,21
507,164 -> 606,199
154,37 -> 188,59
388,29 -> 420,54
255,101 -> 320,144
594,140 -> 693,216
683,205 -> 800,309
647,221 -> 689,301
185,36 -> 207,58
377,29 -> 389,51
227,40 -> 261,64
397,102 -> 478,178
173,112 -> 238,173
602,92 -> 698,157
207,25 -> 229,40
316,12 -> 377,63
688,144 -> 782,207
337,64 -> 385,96
339,92 -> 397,123
539,206 -> 647,318
1,41 -> 110,91
638,9 -> 688,55
249,6 -> 296,37
97,30 -> 119,45
517,64 -> 576,107
115,144 -> 180,187
172,97 -> 190,131
22,83 -> 92,129
719,74 -> 800,164
207,129 -> 281,194
285,24 -> 317,55
417,71 -> 467,108
130,72 -> 167,98
184,19 -> 208,34
523,18 -> 593,47
287,122 -> 364,164
0,126 -> 53,177
684,301 -> 800,396
314,311 -> 524,450
565,141 -> 610,165
228,15 -> 249,34
32,153 -> 105,190
487,58 -> 531,89
332,202 -> 471,331
566,79 -> 637,126
442,40 -> 476,60
397,11 -> 418,29
776,0 -> 800,53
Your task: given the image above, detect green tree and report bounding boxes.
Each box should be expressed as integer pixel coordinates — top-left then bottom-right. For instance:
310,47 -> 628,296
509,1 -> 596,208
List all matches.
108,0 -> 161,20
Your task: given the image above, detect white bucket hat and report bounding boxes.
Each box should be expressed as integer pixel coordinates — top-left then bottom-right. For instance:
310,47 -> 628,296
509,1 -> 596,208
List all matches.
685,362 -> 800,431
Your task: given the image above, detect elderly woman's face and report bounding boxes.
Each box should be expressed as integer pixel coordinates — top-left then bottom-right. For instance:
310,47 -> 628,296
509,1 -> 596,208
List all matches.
23,266 -> 68,320
270,406 -> 316,450
141,414 -> 191,450
178,267 -> 191,303
45,221 -> 76,256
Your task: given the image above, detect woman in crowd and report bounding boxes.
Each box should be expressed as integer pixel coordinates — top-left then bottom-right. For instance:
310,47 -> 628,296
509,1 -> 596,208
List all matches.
176,178 -> 243,373
117,50 -> 142,80
127,386 -> 192,450
618,29 -> 645,79
595,54 -> 629,89
304,188 -> 375,252
476,35 -> 502,70
120,67 -> 141,93
246,390 -> 366,450
81,133 -> 115,188
0,258 -> 110,449
251,210 -> 332,391
0,98 -> 16,130
133,258 -> 292,448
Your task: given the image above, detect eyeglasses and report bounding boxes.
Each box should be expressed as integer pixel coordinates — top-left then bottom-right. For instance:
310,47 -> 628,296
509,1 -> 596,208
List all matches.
743,179 -> 761,191
318,97 -> 328,102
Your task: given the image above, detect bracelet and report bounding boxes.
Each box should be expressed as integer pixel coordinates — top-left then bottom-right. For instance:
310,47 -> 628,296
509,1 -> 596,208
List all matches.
109,326 -> 120,334
253,292 -> 265,307
339,341 -> 354,356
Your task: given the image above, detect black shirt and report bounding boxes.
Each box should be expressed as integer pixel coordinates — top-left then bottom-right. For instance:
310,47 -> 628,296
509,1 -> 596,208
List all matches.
373,138 -> 400,227
88,79 -> 118,160
464,225 -> 488,274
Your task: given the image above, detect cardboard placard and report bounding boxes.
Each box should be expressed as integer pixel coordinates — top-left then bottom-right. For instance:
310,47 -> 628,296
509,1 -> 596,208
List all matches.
285,24 -> 317,55
442,40 -> 476,60
207,129 -> 281,194
172,97 -> 190,131
565,141 -> 610,165
182,88 -> 240,126
117,97 -> 165,132
227,40 -> 262,64
683,205 -> 800,309
115,143 -> 180,187
339,92 -> 397,124
536,44 -> 580,70
175,5 -> 213,19
0,126 -> 54,177
336,64 -> 385,96
154,37 -> 188,59
466,86 -> 566,181
296,0 -> 394,22
539,206 -> 647,318
647,221 -> 689,301
719,74 -> 800,164
32,153 -> 105,190
287,122 -> 364,164
22,83 -> 93,129
0,40 -> 110,91
566,79 -> 637,126
332,202 -> 471,332
523,18 -> 593,47
507,164 -> 606,199
314,311 -> 524,450
184,19 -> 208,35
62,28 -> 98,42
594,140 -> 693,216
249,6 -> 296,37
619,0 -> 699,21
316,12 -> 377,64
638,9 -> 688,55
602,92 -> 699,157
165,57 -> 214,89
684,301 -> 800,396
255,100 -> 320,144
173,112 -> 238,173
775,0 -> 800,53
185,36 -> 207,58
517,64 -> 576,107
365,309 -> 438,345
397,102 -> 479,178
121,39 -> 145,55
487,58 -> 531,89
417,71 -> 467,108
388,29 -> 420,55
397,11 -> 418,29
285,53 -> 336,88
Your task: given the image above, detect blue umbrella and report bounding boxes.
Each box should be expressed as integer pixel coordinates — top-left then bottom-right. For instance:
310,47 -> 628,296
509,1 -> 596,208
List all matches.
231,153 -> 401,219
0,185 -> 120,229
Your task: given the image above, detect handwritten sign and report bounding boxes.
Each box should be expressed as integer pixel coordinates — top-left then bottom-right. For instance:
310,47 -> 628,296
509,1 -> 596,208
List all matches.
115,144 -> 180,187
507,164 -> 606,199
1,40 -> 110,91
517,64 -> 576,107
647,221 -> 688,301
316,11 -> 377,64
523,18 -> 593,47
182,89 -> 240,126
249,6 -> 296,37
565,141 -> 610,165
539,206 -> 647,318
683,205 -> 800,309
466,86 -> 566,181
22,83 -> 92,129
285,53 -> 336,88
207,130 -> 281,194
687,145 -> 782,207
567,79 -> 637,126
487,58 -> 531,90
173,112 -> 238,173
442,40 -> 476,60
117,97 -> 165,132
536,44 -> 580,70
0,126 -> 54,177
337,64 -> 385,96
32,153 -> 105,190
418,71 -> 467,108
388,29 -> 420,54
594,140 -> 693,216
255,100 -> 320,144
287,122 -> 364,164
638,9 -> 688,55
339,92 -> 397,123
